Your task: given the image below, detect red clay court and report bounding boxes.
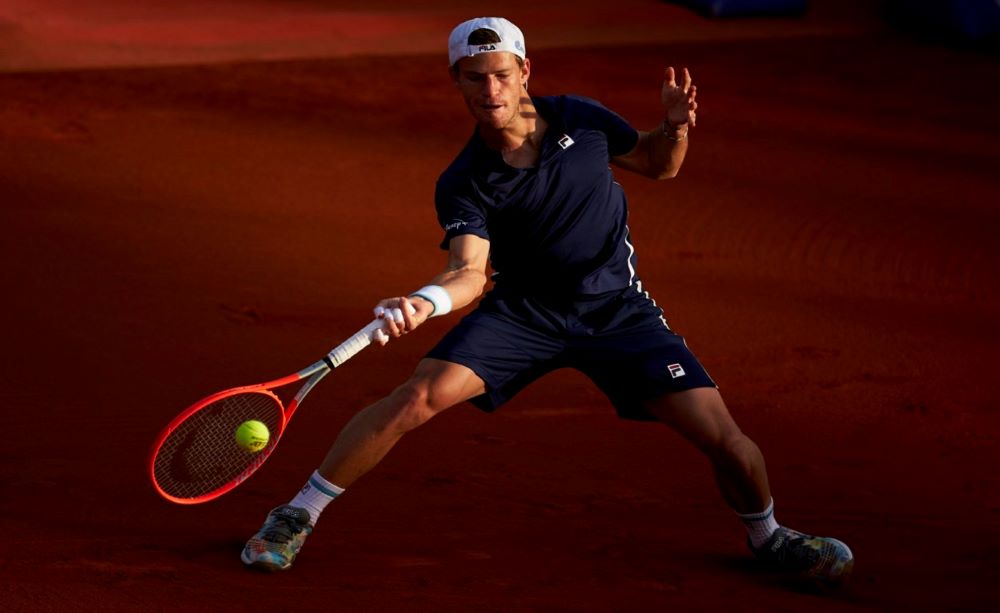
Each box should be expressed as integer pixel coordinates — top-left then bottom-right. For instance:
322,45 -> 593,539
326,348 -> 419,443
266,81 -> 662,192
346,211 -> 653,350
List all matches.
1,1 -> 998,610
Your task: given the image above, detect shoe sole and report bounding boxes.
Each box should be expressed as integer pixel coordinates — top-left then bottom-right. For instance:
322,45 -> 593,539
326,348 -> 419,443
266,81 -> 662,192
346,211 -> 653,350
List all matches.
241,547 -> 293,572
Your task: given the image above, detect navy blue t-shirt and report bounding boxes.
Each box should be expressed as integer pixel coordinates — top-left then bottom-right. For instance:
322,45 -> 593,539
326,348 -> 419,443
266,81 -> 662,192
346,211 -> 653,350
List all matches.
435,95 -> 641,297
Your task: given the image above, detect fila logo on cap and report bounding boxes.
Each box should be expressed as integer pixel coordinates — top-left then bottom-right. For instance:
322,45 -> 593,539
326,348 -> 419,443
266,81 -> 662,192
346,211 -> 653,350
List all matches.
448,17 -> 527,66
668,363 -> 686,378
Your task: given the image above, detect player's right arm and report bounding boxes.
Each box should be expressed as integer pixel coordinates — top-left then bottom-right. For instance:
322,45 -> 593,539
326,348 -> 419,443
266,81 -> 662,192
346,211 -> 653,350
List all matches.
418,233 -> 490,315
375,234 -> 490,339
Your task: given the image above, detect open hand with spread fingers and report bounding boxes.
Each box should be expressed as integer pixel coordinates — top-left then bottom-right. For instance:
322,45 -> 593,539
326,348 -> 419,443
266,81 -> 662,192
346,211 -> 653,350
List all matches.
662,66 -> 697,130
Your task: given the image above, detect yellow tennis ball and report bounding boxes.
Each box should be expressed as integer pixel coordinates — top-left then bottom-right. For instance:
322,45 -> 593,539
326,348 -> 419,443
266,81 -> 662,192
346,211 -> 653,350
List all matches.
235,420 -> 269,453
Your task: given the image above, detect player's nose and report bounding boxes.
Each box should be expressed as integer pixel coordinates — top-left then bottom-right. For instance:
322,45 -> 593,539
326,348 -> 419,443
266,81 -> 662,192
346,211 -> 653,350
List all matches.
482,75 -> 501,97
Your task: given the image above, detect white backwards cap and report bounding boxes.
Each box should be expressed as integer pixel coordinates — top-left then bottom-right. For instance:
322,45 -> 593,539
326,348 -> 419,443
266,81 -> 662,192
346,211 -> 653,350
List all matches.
448,17 -> 526,66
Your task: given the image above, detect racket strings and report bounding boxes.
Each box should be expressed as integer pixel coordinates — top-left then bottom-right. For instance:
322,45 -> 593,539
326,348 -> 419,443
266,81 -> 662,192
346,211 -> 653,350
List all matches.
152,392 -> 283,501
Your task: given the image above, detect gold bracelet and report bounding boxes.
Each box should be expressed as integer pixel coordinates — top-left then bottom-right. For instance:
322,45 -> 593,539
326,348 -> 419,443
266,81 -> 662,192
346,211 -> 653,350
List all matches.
662,120 -> 689,142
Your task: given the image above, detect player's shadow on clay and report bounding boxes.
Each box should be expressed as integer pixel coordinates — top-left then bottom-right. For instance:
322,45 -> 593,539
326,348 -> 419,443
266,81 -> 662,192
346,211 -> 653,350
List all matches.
159,537 -> 248,564
704,552 -> 859,597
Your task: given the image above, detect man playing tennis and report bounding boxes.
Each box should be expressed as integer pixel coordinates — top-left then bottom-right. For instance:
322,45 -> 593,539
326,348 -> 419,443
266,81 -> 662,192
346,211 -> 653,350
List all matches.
243,17 -> 853,586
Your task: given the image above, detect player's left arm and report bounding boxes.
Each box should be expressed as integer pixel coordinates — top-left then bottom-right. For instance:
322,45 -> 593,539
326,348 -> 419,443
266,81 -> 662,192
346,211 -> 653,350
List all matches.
612,67 -> 697,180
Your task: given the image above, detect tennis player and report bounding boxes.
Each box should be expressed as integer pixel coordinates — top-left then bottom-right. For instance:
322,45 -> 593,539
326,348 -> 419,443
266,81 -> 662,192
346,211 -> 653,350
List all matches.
243,17 -> 853,586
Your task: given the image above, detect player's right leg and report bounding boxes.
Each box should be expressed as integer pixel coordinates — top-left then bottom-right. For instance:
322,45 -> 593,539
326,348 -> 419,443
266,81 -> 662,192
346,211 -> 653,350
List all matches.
242,358 -> 485,571
317,357 -> 487,487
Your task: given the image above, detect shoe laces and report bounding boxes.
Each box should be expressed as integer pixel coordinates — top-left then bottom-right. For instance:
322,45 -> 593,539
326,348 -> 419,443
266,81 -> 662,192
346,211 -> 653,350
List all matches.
765,529 -> 821,569
754,528 -> 822,570
261,508 -> 308,544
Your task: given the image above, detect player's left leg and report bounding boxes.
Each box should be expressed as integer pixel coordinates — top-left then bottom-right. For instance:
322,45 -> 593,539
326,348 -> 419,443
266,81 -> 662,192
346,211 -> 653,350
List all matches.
643,387 -> 769,514
644,388 -> 854,588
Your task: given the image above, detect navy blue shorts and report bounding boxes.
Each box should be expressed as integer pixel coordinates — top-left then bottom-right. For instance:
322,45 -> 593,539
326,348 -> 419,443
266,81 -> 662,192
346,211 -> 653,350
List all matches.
425,283 -> 717,421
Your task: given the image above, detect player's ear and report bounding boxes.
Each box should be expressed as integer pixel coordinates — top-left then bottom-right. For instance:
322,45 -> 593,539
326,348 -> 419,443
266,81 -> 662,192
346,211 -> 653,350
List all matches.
521,58 -> 531,89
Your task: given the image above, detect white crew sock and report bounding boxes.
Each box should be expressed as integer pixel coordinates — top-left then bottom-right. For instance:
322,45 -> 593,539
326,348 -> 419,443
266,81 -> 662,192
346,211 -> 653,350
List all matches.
738,498 -> 780,549
289,470 -> 344,526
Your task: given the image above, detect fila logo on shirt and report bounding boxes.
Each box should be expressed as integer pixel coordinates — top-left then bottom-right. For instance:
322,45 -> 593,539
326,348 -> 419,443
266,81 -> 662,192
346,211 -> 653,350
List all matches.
667,363 -> 686,378
558,134 -> 575,150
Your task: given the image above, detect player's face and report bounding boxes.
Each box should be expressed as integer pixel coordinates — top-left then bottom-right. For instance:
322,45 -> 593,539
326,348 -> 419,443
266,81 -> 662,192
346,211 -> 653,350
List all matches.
452,52 -> 529,130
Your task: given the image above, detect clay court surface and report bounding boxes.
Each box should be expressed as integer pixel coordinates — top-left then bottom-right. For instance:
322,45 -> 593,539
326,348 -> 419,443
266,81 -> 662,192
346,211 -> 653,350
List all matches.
1,1 -> 998,610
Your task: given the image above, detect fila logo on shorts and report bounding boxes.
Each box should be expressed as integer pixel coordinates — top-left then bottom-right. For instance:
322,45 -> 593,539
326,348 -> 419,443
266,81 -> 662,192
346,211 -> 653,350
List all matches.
668,363 -> 686,378
558,134 -> 575,149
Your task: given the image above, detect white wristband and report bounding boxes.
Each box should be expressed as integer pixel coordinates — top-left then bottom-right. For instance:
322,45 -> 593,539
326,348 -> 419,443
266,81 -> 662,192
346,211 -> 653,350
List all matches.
410,285 -> 452,317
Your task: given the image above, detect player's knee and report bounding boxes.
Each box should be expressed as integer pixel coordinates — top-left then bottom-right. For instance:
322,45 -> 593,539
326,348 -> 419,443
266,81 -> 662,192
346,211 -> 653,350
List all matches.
709,431 -> 759,474
384,381 -> 438,433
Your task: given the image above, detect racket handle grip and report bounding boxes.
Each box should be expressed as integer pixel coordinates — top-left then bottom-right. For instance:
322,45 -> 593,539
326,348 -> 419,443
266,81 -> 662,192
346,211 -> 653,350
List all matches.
325,319 -> 383,368
324,302 -> 416,368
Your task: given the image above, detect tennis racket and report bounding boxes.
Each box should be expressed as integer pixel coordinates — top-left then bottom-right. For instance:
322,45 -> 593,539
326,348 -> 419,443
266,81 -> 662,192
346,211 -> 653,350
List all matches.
149,313 -> 398,505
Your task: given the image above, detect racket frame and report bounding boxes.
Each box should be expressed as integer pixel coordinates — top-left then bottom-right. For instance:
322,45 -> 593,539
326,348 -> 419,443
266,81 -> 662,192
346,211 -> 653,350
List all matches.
149,318 -> 384,504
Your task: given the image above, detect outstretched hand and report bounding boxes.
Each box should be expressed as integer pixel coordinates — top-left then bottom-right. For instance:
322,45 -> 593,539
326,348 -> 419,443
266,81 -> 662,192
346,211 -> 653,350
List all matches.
662,67 -> 697,128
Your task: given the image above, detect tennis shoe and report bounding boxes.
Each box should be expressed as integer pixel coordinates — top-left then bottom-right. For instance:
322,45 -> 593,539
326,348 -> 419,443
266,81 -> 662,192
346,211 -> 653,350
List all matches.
241,505 -> 312,571
750,526 -> 854,588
